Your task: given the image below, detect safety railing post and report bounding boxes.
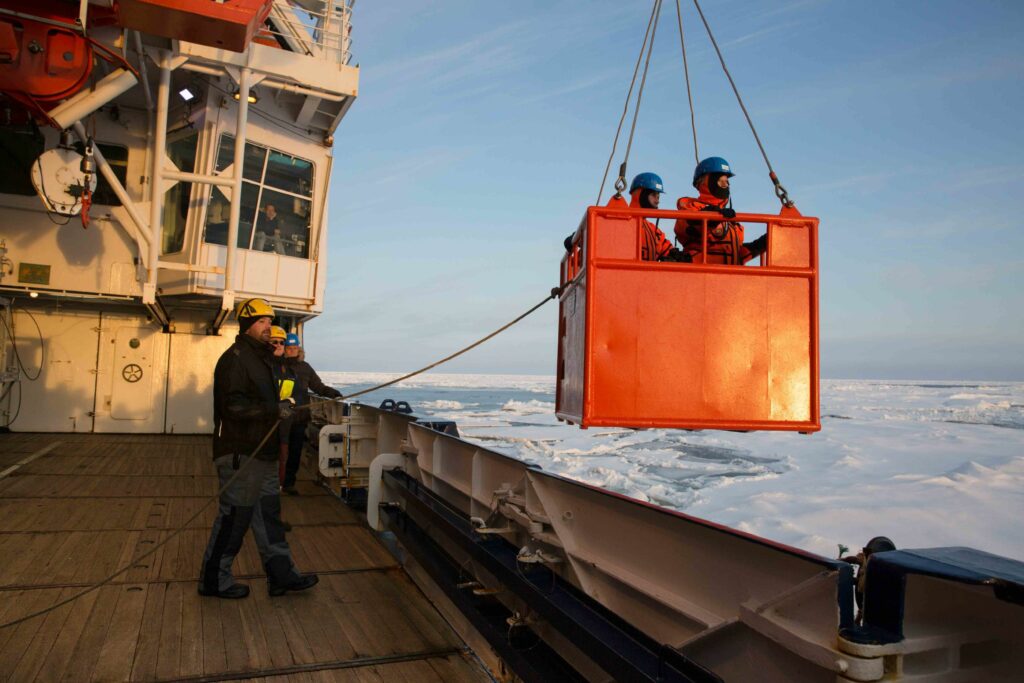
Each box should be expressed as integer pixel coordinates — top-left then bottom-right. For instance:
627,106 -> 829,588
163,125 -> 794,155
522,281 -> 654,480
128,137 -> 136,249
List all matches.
222,67 -> 251,313
145,53 -> 171,305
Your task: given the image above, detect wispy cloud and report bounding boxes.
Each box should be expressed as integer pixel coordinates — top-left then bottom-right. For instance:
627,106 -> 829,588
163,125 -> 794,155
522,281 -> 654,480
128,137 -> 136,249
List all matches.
721,20 -> 800,49
800,171 -> 900,195
519,72 -> 618,105
368,20 -> 530,94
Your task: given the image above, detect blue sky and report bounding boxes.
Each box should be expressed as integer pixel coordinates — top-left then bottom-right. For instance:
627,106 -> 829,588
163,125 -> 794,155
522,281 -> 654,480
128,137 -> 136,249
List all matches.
304,0 -> 1024,380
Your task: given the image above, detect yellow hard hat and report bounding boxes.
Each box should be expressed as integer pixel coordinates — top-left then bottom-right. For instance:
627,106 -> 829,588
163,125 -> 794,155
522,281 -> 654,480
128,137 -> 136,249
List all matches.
269,325 -> 287,341
237,297 -> 275,320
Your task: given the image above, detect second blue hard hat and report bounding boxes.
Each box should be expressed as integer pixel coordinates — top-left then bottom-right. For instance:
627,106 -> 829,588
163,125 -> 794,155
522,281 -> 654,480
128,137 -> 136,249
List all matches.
629,172 -> 664,194
285,333 -> 300,347
692,157 -> 734,187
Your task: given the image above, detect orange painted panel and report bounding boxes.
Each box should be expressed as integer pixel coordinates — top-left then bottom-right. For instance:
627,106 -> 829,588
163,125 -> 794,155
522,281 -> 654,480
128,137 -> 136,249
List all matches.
557,279 -> 587,420
0,21 -> 92,101
768,278 -> 815,422
771,222 -> 811,268
591,212 -> 639,261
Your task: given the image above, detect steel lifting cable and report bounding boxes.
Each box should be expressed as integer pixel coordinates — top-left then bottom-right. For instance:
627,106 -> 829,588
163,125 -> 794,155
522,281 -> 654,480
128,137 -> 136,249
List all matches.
324,288 -> 560,404
675,0 -> 699,165
596,0 -> 661,204
615,0 -> 663,196
0,288 -> 560,630
691,0 -> 794,207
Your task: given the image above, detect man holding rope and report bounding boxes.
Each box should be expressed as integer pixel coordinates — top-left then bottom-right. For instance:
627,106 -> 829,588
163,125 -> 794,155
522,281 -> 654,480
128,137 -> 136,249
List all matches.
199,297 -> 318,599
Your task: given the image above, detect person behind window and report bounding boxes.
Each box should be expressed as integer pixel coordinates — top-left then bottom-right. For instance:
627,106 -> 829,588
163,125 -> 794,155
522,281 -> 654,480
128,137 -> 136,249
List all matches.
673,157 -> 766,265
259,203 -> 286,254
205,194 -> 230,245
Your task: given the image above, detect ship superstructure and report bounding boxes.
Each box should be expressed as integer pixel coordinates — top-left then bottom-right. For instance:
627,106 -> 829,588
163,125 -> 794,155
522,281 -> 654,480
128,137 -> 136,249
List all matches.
1,0 -> 357,433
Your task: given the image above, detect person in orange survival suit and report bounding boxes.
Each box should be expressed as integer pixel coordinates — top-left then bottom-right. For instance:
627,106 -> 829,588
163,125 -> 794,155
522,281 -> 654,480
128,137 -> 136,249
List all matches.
627,172 -> 690,262
674,157 -> 766,265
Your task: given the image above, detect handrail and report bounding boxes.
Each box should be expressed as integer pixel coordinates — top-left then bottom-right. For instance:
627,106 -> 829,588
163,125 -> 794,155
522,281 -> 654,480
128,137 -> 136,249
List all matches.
560,204 -> 817,286
265,0 -> 353,66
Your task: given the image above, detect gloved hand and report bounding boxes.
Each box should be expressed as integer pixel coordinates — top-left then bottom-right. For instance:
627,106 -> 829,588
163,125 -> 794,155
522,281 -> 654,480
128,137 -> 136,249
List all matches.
325,388 -> 343,399
745,234 -> 767,256
661,248 -> 692,263
277,399 -> 295,420
699,205 -> 736,219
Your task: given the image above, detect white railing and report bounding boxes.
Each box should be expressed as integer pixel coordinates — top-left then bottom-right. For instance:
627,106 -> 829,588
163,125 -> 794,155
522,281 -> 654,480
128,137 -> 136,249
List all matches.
266,0 -> 354,66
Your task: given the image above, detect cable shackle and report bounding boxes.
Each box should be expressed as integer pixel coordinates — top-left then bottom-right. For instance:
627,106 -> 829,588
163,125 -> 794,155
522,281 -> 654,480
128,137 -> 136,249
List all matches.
614,162 -> 628,195
770,171 -> 794,208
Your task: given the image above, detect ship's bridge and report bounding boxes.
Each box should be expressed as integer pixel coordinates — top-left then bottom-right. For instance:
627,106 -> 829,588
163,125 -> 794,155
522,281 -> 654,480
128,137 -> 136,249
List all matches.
0,0 -> 358,329
0,1 -> 358,433
148,0 -> 359,327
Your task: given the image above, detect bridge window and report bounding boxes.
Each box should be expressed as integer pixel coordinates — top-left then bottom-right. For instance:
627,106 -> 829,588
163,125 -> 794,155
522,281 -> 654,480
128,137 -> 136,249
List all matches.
204,135 -> 314,258
162,132 -> 197,254
89,143 -> 129,208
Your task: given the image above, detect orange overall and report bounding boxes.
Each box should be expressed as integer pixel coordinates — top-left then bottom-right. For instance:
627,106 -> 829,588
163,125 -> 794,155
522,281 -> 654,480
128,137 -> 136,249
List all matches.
674,179 -> 757,265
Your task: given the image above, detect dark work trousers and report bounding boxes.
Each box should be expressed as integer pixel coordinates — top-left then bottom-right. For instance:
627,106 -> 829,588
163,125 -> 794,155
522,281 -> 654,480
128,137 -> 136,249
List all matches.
200,454 -> 298,592
282,421 -> 307,488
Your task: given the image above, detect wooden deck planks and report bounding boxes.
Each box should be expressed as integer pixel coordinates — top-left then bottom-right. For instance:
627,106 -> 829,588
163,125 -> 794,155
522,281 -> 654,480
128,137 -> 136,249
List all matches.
0,433 -> 489,683
0,529 -> 398,589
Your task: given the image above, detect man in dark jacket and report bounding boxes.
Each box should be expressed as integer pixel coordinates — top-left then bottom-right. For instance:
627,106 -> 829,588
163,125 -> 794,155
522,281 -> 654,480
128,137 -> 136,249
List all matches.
199,298 -> 318,599
281,333 -> 342,494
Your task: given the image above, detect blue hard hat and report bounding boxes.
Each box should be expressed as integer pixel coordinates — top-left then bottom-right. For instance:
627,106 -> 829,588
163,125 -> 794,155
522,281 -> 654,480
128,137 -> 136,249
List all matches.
285,333 -> 300,347
629,172 -> 665,194
692,157 -> 734,186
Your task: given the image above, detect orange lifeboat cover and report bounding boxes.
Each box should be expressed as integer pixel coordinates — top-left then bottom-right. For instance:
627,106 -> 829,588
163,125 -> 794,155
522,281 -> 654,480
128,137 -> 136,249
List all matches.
114,0 -> 275,53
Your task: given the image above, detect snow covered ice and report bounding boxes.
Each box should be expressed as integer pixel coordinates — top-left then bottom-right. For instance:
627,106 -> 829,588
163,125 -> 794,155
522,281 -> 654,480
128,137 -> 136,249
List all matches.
322,373 -> 1024,561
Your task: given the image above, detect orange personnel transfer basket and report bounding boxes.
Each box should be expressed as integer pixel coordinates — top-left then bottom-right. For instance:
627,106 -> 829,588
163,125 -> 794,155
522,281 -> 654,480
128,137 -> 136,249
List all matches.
556,199 -> 820,432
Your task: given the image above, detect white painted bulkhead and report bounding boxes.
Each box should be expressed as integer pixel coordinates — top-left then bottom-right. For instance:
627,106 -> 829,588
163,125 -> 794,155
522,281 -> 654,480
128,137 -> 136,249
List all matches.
3,305 -> 236,433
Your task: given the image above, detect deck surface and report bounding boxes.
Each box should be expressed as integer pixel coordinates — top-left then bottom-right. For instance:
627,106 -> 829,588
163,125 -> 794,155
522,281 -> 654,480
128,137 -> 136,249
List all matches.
0,433 -> 490,682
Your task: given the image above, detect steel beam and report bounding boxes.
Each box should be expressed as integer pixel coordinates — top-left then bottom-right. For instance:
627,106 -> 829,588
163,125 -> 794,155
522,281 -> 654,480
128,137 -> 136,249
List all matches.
383,469 -> 722,683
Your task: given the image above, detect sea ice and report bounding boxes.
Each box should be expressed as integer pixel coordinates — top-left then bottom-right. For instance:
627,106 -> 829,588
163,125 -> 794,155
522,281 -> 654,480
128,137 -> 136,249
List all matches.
326,374 -> 1024,561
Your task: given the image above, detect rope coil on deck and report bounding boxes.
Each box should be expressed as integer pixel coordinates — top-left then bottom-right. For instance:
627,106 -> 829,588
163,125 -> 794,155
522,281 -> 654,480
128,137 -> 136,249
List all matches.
0,289 -> 558,629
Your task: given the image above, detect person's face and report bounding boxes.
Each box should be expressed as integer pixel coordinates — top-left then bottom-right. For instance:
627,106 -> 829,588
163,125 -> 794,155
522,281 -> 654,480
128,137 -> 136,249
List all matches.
266,205 -> 277,219
271,339 -> 285,356
284,345 -> 299,358
648,191 -> 661,209
715,175 -> 730,190
246,316 -> 273,342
